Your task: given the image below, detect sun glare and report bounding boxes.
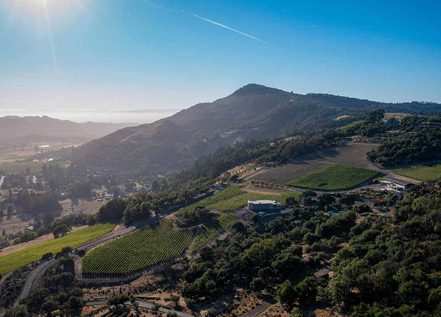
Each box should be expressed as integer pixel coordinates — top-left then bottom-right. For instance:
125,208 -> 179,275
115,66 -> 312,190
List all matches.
16,0 -> 71,16
6,0 -> 92,69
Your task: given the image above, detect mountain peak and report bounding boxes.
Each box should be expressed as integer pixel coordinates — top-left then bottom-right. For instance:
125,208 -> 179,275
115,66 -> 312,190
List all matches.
232,84 -> 288,96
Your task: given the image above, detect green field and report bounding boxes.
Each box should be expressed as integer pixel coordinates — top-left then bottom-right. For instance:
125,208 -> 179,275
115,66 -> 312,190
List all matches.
0,224 -> 114,274
338,120 -> 366,134
394,163 -> 441,181
177,185 -> 300,214
82,221 -> 193,275
219,213 -> 238,229
287,164 -> 379,190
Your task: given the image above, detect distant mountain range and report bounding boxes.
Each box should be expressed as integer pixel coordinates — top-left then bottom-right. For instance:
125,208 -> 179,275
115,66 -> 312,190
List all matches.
0,116 -> 132,147
69,84 -> 441,174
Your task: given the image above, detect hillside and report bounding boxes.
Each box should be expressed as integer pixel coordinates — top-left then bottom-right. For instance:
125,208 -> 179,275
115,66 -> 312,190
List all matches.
70,84 -> 441,174
0,116 -> 132,147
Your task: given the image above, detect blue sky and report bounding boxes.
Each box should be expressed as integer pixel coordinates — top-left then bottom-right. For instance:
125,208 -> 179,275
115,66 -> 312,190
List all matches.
0,0 -> 440,123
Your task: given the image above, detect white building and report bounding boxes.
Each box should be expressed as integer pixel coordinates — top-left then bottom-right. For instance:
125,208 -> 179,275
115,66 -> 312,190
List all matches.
248,200 -> 283,212
380,177 -> 413,192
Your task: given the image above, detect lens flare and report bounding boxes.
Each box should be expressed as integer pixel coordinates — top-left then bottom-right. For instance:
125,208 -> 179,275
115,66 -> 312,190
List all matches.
5,0 -> 93,69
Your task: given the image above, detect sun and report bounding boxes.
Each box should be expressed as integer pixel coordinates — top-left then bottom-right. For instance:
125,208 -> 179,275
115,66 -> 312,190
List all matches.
5,0 -> 92,68
15,0 -> 72,15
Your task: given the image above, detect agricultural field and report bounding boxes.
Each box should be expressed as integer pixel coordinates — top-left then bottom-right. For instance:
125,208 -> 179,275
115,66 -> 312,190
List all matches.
176,185 -> 300,215
287,164 -> 379,190
0,214 -> 32,235
0,224 -> 114,274
0,160 -> 44,174
82,221 -> 193,276
394,163 -> 441,181
60,199 -> 107,215
251,143 -> 379,184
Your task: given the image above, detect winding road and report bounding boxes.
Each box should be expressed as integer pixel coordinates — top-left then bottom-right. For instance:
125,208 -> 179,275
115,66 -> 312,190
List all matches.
12,224 -> 137,307
9,194 -> 206,308
13,260 -> 54,306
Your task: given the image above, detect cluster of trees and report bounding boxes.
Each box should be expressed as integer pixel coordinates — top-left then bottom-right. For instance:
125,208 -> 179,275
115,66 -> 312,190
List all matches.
69,181 -> 93,200
338,110 -> 387,138
176,183 -> 441,316
96,178 -> 211,225
3,248 -> 83,317
0,268 -> 29,309
368,116 -> 441,166
1,212 -> 94,247
10,190 -> 61,217
175,207 -> 218,229
179,193 -> 359,310
328,183 -> 441,316
16,251 -> 81,316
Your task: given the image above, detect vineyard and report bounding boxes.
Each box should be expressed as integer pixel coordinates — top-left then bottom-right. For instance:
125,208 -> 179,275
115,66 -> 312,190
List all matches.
82,221 -> 193,276
287,164 -> 379,190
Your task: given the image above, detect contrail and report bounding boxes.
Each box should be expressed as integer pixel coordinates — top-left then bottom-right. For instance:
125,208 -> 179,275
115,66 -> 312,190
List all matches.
187,11 -> 267,44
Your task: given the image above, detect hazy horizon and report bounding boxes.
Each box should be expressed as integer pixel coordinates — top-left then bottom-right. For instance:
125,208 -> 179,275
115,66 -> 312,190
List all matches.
0,107 -> 181,124
2,83 -> 441,124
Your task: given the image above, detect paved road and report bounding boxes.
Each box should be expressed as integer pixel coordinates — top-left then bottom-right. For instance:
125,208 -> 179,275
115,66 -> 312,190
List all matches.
85,300 -> 195,317
76,225 -> 136,252
12,224 -> 137,307
240,301 -> 271,317
13,260 -> 54,307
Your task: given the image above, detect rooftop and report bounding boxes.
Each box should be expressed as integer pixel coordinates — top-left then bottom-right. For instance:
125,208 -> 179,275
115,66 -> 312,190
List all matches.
382,177 -> 413,186
248,200 -> 280,205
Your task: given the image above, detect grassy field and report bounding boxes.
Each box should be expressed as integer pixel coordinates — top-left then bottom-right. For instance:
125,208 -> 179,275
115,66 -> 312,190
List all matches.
191,227 -> 221,253
82,221 -> 193,275
0,224 -> 114,274
178,185 -> 298,252
219,213 -> 239,229
0,161 -> 45,174
287,164 -> 379,190
394,163 -> 441,181
176,185 -> 300,214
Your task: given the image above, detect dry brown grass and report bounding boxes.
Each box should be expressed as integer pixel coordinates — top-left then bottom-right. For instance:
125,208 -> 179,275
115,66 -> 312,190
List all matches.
60,199 -> 106,215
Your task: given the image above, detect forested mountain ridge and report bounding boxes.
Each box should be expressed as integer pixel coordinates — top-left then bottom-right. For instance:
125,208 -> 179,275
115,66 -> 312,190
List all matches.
0,116 -> 131,147
70,84 -> 441,174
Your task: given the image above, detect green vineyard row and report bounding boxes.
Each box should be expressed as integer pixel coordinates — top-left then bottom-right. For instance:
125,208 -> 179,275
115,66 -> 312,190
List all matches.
82,221 -> 193,276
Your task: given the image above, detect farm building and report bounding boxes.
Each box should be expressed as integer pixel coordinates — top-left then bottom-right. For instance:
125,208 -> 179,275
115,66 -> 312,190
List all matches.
380,177 -> 413,192
248,200 -> 283,212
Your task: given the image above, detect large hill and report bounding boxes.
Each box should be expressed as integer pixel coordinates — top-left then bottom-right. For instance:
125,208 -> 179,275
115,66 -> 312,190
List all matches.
70,84 -> 441,174
0,116 -> 132,147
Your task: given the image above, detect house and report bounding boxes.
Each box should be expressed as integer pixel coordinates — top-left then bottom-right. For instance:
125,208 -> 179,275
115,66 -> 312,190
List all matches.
380,177 -> 413,192
248,200 -> 283,212
104,193 -> 114,200
327,210 -> 345,217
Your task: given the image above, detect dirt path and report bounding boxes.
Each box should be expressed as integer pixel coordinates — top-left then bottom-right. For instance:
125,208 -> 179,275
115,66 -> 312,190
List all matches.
383,170 -> 422,184
243,184 -> 293,195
